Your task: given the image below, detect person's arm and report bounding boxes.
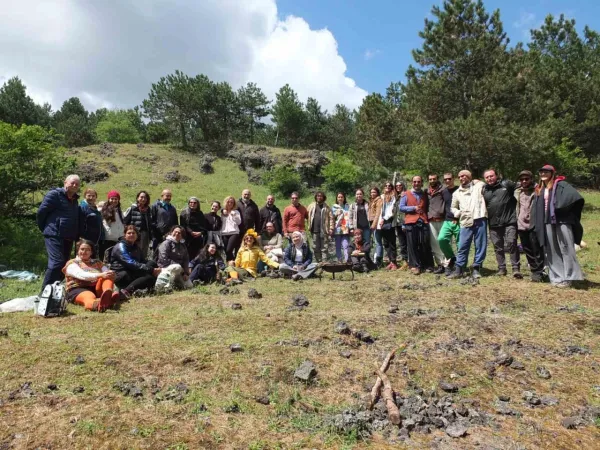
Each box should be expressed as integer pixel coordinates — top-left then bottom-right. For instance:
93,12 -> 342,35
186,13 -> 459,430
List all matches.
282,208 -> 289,235
65,262 -> 104,281
113,242 -> 152,273
36,190 -> 56,232
233,210 -> 242,225
303,245 -> 313,266
258,248 -> 277,267
399,195 -> 415,213
273,233 -> 283,249
283,246 -> 293,266
451,193 -> 461,219
157,241 -> 170,267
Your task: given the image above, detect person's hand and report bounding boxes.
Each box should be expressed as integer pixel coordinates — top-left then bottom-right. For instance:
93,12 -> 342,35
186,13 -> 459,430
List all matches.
192,231 -> 201,238
452,219 -> 458,225
265,245 -> 272,251
228,260 -> 235,267
292,265 -> 299,271
152,268 -> 161,277
351,250 -> 359,256
102,271 -> 116,280
183,274 -> 188,281
415,207 -> 423,214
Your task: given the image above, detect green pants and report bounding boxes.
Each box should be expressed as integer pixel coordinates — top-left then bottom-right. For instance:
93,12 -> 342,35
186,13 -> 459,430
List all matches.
438,220 -> 460,260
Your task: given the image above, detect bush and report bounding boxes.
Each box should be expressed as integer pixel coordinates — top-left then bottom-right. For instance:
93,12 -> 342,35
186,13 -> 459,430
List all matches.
0,217 -> 46,270
95,110 -> 141,143
264,165 -> 303,197
322,154 -> 361,194
146,121 -> 170,144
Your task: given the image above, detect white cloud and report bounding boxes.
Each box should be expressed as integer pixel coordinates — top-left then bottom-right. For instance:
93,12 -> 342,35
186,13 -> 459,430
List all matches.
0,0 -> 367,113
513,11 -> 537,38
364,49 -> 382,61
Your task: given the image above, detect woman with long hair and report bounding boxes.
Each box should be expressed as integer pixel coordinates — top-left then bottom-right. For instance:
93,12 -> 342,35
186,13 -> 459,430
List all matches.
378,182 -> 398,270
368,187 -> 383,267
62,239 -> 119,311
123,190 -> 152,258
221,196 -> 242,261
348,188 -> 370,245
189,242 -> 226,284
225,229 -> 278,283
532,165 -> 585,288
100,190 -> 124,261
331,192 -> 351,262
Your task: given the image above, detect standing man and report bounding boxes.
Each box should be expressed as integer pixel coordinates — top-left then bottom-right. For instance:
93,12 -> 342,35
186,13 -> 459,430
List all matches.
37,174 -> 81,291
515,170 -> 545,282
259,194 -> 282,234
437,173 -> 460,275
448,170 -> 488,279
151,189 -> 178,258
237,189 -> 261,234
282,192 -> 309,239
399,176 -> 434,275
483,169 -> 522,278
426,174 -> 447,274
307,191 -> 334,263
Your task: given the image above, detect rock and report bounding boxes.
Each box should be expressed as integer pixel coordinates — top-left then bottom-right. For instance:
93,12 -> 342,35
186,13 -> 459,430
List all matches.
522,391 -> 541,406
76,162 -> 110,183
510,360 -> 525,370
536,366 -> 551,379
74,355 -> 85,365
199,154 -> 215,174
163,170 -> 190,183
247,288 -> 262,299
181,356 -> 195,365
47,384 -> 58,391
564,345 -> 591,356
219,286 -> 239,295
291,294 -> 309,308
294,360 -> 317,382
540,396 -> 559,406
230,343 -> 243,352
334,321 -> 351,335
231,303 -> 242,310
352,330 -> 375,344
445,423 -> 468,438
379,285 -> 392,292
561,417 -> 581,429
495,353 -> 514,366
439,382 -> 459,393
255,396 -> 270,405
0,328 -> 8,337
339,350 -> 352,358
73,386 -> 85,394
388,305 -> 399,314
494,401 -> 520,416
498,395 -> 510,402
129,386 -> 143,398
224,402 -> 240,413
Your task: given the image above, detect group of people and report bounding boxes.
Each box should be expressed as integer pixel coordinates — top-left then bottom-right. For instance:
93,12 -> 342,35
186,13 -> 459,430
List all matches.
35,164 -> 586,311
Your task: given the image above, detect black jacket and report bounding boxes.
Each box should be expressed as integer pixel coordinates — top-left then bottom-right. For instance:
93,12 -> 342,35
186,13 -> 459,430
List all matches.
180,207 -> 208,235
36,188 -> 80,240
259,204 -> 283,233
151,200 -> 178,239
110,239 -> 154,274
483,180 -> 517,227
204,212 -> 222,231
79,201 -> 103,244
237,199 -> 260,233
123,204 -> 152,233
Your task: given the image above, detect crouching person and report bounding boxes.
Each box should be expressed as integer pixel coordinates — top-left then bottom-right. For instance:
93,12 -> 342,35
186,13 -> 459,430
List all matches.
279,231 -> 318,281
157,225 -> 192,289
226,229 -> 278,283
348,229 -> 375,273
63,239 -> 120,312
189,243 -> 226,285
110,225 -> 161,299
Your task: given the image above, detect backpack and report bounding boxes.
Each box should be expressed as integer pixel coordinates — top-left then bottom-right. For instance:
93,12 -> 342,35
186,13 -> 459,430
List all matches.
35,281 -> 68,317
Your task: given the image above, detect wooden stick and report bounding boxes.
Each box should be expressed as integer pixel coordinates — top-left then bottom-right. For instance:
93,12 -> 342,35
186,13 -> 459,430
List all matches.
376,368 -> 401,425
369,346 -> 403,410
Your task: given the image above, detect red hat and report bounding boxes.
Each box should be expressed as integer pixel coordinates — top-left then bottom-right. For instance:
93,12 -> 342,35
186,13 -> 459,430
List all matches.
107,190 -> 120,200
538,164 -> 556,173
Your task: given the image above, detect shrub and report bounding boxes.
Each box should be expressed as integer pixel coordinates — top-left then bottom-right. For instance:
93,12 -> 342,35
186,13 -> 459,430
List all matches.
264,165 -> 303,197
95,110 -> 141,143
322,154 -> 361,194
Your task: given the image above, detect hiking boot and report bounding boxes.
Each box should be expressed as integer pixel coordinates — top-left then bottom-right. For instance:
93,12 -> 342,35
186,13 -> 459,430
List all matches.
446,267 -> 463,279
471,267 -> 482,279
513,270 -> 523,280
433,266 -> 445,275
496,268 -> 507,276
119,289 -> 131,301
425,267 -> 434,273
530,272 -> 543,283
555,281 -> 572,289
444,266 -> 453,276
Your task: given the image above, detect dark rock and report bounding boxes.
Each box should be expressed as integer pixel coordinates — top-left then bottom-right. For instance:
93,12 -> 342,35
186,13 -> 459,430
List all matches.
73,386 -> 85,394
325,409 -> 372,438
163,383 -> 188,403
522,391 -> 541,406
255,396 -> 270,405
219,286 -> 239,295
129,386 -> 143,398
564,345 -> 591,356
536,366 -> 551,379
199,154 -> 215,174
181,356 -> 195,365
163,170 -> 190,183
510,360 -> 525,370
495,353 -> 514,366
290,294 -> 309,308
445,423 -> 468,438
47,384 -> 58,391
334,321 -> 351,335
77,162 -> 109,183
352,330 -> 375,344
231,303 -> 242,310
0,328 -> 8,337
294,360 -> 317,382
224,402 -> 240,413
379,285 -> 392,292
247,288 -> 262,299
494,401 -> 520,416
339,350 -> 352,358
561,417 -> 581,429
540,396 -> 559,406
498,395 -> 511,402
74,355 -> 85,365
230,343 -> 243,352
439,382 -> 459,393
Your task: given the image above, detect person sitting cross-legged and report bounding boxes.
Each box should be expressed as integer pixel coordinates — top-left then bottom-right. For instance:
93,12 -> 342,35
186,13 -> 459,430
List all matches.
63,239 -> 120,312
189,243 -> 226,285
225,229 -> 278,283
279,231 -> 319,281
348,229 -> 375,273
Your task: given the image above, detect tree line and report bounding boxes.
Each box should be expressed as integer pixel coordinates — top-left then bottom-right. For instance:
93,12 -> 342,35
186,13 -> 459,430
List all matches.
1,0 -> 600,186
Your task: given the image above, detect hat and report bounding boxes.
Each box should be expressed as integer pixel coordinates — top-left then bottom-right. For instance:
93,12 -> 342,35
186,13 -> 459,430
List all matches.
107,190 -> 120,200
458,170 -> 472,180
518,170 -> 533,179
538,164 -> 556,173
244,229 -> 258,240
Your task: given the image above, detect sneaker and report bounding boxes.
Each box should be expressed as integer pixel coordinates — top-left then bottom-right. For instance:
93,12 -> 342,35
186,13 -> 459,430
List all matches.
387,263 -> 398,271
472,268 -> 482,279
433,266 -> 445,275
119,289 -> 131,301
410,267 -> 421,275
530,272 -> 543,283
555,281 -> 572,288
496,268 -> 507,276
513,270 -> 523,280
447,267 -> 463,279
444,266 -> 453,277
98,290 -> 113,312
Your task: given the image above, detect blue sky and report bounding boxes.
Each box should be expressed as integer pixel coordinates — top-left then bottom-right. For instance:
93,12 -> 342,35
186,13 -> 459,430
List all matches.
278,0 -> 600,97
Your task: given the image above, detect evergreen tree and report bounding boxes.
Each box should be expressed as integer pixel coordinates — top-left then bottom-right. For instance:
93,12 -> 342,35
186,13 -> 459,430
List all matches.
236,82 -> 270,144
271,84 -> 305,147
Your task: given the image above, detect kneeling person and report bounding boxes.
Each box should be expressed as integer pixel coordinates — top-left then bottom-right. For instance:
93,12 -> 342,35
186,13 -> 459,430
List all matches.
279,231 -> 318,281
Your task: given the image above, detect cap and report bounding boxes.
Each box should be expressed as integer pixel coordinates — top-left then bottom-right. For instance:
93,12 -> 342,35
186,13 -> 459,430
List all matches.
107,190 -> 120,199
538,164 -> 556,173
518,170 -> 533,179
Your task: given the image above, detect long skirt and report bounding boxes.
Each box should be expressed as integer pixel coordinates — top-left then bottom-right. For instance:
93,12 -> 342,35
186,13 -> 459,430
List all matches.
544,224 -> 584,285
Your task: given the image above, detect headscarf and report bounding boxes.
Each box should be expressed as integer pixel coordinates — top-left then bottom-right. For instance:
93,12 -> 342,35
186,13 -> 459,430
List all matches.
107,190 -> 120,200
291,231 -> 304,249
187,196 -> 200,211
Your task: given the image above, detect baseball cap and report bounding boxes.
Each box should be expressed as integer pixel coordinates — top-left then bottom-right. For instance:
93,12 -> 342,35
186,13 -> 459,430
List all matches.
538,164 -> 556,172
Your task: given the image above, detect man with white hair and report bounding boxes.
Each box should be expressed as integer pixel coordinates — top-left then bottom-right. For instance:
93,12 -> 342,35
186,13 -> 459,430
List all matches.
36,174 -> 81,290
237,189 -> 260,235
447,170 -> 488,279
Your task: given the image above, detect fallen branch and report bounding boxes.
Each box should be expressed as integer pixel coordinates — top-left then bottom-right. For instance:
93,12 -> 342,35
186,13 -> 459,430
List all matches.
369,346 -> 404,410
376,368 -> 401,425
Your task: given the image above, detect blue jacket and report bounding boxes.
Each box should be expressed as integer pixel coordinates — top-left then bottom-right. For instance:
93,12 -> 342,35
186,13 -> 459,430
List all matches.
36,188 -> 80,240
109,240 -> 154,274
283,243 -> 313,267
79,200 -> 104,244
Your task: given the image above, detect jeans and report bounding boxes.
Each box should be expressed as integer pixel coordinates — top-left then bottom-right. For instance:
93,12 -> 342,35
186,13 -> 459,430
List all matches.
334,235 -> 350,262
41,237 -> 74,292
372,229 -> 383,262
360,228 -> 372,249
438,220 -> 460,261
489,224 -> 520,271
456,219 -> 488,269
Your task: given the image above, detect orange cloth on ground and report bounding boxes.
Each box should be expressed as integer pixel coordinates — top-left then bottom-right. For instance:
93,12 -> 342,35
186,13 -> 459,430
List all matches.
74,278 -> 114,310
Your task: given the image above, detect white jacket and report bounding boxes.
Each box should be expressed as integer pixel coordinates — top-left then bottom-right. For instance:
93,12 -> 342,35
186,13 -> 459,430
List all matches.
451,180 -> 487,228
221,209 -> 242,235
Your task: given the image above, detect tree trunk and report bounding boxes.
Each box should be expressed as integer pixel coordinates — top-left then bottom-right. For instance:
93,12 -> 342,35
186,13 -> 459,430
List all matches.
180,121 -> 187,149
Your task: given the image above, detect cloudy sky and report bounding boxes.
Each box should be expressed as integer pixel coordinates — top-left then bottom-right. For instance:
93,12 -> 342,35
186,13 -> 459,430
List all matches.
1,0 -> 599,113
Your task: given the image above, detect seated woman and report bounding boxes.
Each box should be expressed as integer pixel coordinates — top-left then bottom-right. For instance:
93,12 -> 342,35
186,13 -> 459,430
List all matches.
348,229 -> 375,273
63,239 -> 120,312
259,221 -> 284,263
280,231 -> 318,281
110,225 -> 161,299
189,243 -> 226,284
225,229 -> 278,283
157,225 -> 192,289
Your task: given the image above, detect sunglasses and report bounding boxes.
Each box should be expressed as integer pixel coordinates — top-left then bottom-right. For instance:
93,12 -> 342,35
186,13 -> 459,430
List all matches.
443,178 -> 452,181
519,178 -> 530,182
